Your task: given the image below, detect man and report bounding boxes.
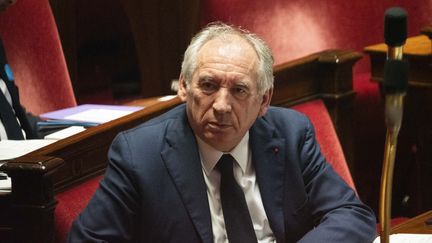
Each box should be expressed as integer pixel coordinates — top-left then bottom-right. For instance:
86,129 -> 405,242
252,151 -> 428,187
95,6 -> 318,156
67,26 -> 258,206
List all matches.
68,23 -> 376,242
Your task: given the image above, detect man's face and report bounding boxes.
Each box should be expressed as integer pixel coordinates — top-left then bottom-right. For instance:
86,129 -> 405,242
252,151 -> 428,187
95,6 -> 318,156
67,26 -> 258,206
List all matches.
178,36 -> 272,152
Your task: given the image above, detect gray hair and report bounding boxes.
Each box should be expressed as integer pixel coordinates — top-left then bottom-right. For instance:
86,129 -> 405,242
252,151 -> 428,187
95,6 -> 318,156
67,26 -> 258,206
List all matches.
181,22 -> 274,95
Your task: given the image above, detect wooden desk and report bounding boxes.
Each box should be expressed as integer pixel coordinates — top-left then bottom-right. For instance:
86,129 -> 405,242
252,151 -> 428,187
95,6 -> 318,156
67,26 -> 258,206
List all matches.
392,210 -> 432,234
364,35 -> 432,86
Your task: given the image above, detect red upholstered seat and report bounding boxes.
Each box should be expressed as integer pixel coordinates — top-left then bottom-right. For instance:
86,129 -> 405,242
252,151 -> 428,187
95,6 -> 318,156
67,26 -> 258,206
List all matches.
0,0 -> 76,115
54,175 -> 103,243
292,99 -> 356,191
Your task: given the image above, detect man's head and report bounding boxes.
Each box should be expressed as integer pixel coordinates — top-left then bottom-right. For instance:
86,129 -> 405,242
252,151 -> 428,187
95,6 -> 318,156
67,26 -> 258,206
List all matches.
178,22 -> 274,152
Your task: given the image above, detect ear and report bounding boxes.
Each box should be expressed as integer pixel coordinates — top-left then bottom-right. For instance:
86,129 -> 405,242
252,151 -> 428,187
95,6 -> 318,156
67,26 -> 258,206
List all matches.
177,74 -> 188,102
258,88 -> 273,117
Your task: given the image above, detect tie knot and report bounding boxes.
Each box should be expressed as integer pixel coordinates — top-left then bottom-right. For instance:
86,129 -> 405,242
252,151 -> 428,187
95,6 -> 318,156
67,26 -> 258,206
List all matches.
217,154 -> 235,174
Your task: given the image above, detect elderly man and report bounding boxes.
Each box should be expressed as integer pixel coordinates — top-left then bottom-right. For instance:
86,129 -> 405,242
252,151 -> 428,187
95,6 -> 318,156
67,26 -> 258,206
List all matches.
68,23 -> 376,242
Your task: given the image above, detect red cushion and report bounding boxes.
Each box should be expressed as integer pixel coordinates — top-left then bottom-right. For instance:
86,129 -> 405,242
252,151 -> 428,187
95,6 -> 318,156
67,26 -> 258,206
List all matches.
292,99 -> 356,191
54,175 -> 103,243
0,0 -> 76,115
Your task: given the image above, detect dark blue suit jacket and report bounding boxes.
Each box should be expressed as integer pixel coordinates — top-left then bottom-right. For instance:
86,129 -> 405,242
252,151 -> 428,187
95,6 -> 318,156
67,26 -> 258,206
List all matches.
68,104 -> 377,243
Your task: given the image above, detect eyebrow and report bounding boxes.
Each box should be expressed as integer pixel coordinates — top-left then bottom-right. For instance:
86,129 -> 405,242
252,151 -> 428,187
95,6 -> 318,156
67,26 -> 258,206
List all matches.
232,81 -> 250,89
197,73 -> 253,89
198,75 -> 214,82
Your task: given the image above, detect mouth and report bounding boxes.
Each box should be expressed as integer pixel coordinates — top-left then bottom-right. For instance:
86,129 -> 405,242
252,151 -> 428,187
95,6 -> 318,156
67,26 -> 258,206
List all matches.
207,122 -> 232,131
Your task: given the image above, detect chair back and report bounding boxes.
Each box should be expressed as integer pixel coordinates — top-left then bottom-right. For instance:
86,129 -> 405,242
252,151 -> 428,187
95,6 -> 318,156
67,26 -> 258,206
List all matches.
293,99 -> 356,191
0,0 -> 76,115
54,175 -> 102,243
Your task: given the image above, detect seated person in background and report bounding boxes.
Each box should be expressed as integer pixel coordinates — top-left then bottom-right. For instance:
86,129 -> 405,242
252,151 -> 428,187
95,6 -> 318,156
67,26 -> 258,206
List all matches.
68,22 -> 377,242
0,0 -> 39,140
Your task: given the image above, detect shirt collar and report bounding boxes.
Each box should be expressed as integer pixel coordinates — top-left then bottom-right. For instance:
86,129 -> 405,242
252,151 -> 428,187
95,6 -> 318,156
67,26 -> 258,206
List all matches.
197,132 -> 250,176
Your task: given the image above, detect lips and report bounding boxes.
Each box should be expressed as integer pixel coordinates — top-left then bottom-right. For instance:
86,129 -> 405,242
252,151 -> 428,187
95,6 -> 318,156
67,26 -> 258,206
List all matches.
207,121 -> 232,130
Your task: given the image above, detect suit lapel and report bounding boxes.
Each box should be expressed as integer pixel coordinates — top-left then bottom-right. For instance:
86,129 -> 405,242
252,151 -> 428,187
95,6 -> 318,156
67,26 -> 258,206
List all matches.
250,119 -> 286,243
161,114 -> 213,243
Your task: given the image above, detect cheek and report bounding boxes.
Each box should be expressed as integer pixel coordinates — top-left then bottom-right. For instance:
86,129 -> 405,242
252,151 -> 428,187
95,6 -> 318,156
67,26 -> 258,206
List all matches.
237,102 -> 262,125
189,95 -> 212,120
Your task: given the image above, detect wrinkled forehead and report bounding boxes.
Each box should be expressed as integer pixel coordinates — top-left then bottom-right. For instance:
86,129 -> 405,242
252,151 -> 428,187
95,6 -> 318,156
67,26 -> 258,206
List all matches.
196,35 -> 259,71
201,34 -> 257,56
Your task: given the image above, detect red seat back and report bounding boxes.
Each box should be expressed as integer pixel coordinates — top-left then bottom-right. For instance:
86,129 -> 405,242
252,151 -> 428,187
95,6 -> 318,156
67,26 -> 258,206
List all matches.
292,99 -> 356,191
0,0 -> 76,115
54,175 -> 103,243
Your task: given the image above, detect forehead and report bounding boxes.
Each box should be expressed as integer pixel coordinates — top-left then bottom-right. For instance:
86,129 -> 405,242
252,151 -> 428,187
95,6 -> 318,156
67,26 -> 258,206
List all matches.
196,35 -> 259,74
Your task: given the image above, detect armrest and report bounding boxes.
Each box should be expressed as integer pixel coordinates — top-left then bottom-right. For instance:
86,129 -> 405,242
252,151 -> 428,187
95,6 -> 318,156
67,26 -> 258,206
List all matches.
272,49 -> 361,107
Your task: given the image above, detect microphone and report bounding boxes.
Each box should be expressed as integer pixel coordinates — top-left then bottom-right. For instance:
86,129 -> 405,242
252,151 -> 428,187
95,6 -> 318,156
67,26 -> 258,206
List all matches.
379,7 -> 409,243
384,7 -> 407,60
382,6 -> 409,129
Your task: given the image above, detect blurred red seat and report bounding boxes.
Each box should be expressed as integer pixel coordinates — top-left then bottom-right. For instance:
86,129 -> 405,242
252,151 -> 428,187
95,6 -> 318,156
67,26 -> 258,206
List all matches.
0,0 -> 76,115
293,99 -> 356,191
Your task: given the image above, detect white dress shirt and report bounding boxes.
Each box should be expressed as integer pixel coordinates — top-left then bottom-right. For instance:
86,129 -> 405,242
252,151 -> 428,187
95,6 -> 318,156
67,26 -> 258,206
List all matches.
196,132 -> 276,243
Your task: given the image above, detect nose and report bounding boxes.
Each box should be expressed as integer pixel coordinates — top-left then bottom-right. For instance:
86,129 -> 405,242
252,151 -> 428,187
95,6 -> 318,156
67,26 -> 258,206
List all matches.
213,88 -> 232,114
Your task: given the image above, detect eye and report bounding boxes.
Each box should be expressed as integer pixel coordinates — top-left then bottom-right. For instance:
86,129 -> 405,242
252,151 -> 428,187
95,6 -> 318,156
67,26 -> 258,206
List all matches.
232,85 -> 250,100
198,80 -> 218,94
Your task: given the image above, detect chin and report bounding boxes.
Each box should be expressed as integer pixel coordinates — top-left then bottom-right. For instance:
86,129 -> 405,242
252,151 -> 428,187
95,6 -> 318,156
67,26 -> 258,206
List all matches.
212,139 -> 237,152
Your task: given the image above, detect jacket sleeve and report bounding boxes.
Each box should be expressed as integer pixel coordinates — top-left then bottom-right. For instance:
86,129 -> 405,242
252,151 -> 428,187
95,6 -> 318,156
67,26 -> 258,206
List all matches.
296,116 -> 377,243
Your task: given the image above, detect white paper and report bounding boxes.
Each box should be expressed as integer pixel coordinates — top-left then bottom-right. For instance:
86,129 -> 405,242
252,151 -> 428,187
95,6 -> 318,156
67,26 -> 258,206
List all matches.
44,126 -> 86,140
64,108 -> 135,124
0,139 -> 56,160
374,234 -> 432,243
0,176 -> 11,189
0,169 -> 11,193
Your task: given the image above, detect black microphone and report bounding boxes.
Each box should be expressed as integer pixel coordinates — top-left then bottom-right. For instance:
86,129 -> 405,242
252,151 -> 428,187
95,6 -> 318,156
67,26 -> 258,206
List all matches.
382,7 -> 409,117
384,7 -> 407,60
382,59 -> 408,128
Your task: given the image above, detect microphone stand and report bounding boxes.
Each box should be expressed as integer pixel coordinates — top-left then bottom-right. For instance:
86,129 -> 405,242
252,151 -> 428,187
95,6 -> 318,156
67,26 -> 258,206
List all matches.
379,93 -> 405,243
